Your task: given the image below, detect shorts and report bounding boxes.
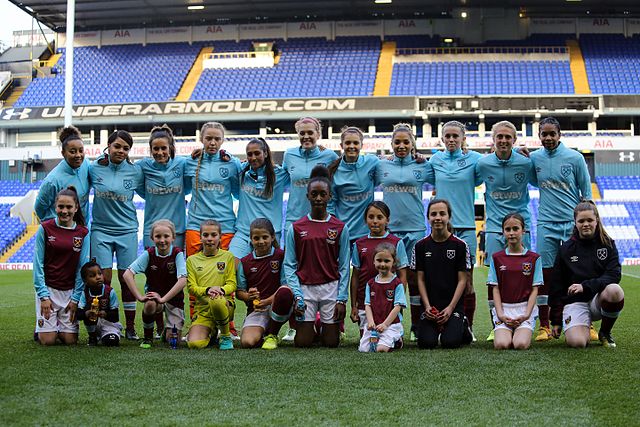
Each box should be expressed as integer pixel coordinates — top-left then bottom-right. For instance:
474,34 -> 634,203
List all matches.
562,296 -> 602,331
357,309 -> 367,330
185,229 -> 233,257
492,302 -> 539,332
301,281 -> 339,324
484,231 -> 531,266
164,302 -> 185,331
94,318 -> 123,339
228,232 -> 282,259
454,228 -> 477,265
242,309 -> 270,330
35,288 -> 79,334
537,221 -> 574,268
91,229 -> 138,270
358,323 -> 404,352
393,230 -> 426,262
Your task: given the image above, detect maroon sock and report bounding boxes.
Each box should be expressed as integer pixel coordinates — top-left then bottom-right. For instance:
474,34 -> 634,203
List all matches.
463,293 -> 476,328
538,268 -> 553,328
142,312 -> 154,340
124,309 -> 136,331
408,281 -> 421,331
155,312 -> 164,334
288,317 -> 298,330
266,287 -> 294,336
600,298 -> 624,334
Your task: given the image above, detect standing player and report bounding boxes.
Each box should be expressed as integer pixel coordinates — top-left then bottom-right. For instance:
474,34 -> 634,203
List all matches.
236,218 -> 295,350
186,220 -> 237,350
377,123 -> 432,341
475,121 -> 535,340
488,213 -> 542,350
351,201 -> 408,333
89,130 -> 144,340
427,120 -> 483,338
35,126 -> 90,221
412,199 -> 471,349
328,126 -> 379,241
33,187 -> 90,345
530,117 -> 592,342
550,201 -> 624,348
229,138 -> 290,259
283,166 -> 350,348
123,220 -> 187,348
359,242 -> 407,353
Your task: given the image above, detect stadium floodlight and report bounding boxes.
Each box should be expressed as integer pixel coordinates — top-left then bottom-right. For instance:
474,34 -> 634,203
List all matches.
188,5 -> 205,10
374,0 -> 392,4
461,11 -> 468,18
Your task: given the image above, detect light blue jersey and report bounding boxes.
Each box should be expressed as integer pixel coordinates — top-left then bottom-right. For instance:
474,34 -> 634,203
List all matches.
428,149 -> 483,229
35,157 -> 90,222
475,152 -> 535,233
236,164 -> 290,236
185,152 -> 242,234
282,146 -> 338,228
89,159 -> 143,234
530,142 -> 592,223
331,154 -> 379,240
377,156 -> 431,233
136,156 -> 191,247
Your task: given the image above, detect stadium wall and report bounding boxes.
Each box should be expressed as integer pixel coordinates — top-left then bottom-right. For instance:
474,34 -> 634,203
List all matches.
0,160 -> 48,181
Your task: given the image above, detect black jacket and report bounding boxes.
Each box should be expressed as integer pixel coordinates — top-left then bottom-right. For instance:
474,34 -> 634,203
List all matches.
549,231 -> 621,326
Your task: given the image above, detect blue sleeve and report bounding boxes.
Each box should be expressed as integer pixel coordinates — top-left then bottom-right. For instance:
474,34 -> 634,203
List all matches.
364,283 -> 371,305
395,240 -> 408,269
576,158 -> 592,200
175,252 -> 187,277
394,283 -> 407,306
72,234 -> 90,303
109,289 -> 120,310
336,225 -> 351,302
528,161 -> 538,186
350,241 -> 361,268
487,256 -> 498,285
33,227 -> 48,300
474,162 -> 483,186
78,291 -> 87,310
283,224 -> 302,300
134,163 -> 146,198
183,169 -> 192,196
230,157 -> 242,199
34,180 -> 55,220
532,257 -> 543,286
236,262 -> 247,291
423,160 -> 435,185
128,251 -> 150,274
279,262 -> 286,285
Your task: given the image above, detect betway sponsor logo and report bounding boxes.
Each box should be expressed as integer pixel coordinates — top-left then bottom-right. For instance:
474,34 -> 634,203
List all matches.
2,99 -> 356,120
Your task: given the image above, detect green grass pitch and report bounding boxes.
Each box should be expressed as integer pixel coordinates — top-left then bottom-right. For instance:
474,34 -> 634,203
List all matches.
0,267 -> 639,425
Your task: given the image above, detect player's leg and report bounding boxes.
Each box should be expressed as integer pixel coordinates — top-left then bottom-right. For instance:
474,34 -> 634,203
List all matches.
440,311 -> 465,349
512,327 -> 533,350
56,289 -> 79,345
401,232 -> 423,341
241,326 -> 265,348
262,286 -> 295,350
594,284 -> 624,347
96,318 -> 121,346
141,300 -> 159,348
317,282 -> 340,348
563,302 -> 590,348
187,324 -> 212,349
208,297 -> 234,349
493,329 -> 513,350
163,303 -> 185,345
294,285 -> 319,348
457,229 -> 477,338
416,316 -> 439,349
484,232 -> 504,341
535,223 -> 558,341
115,231 -> 140,340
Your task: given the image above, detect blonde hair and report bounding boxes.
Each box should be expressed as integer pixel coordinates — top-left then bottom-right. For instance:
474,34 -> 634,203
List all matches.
442,120 -> 466,136
150,219 -> 176,240
192,122 -> 226,215
294,117 -> 322,135
491,121 -> 518,139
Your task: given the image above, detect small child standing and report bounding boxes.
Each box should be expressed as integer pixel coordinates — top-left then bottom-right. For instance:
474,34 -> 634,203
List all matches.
123,220 -> 187,348
488,213 -> 542,350
358,243 -> 407,353
77,260 -> 122,346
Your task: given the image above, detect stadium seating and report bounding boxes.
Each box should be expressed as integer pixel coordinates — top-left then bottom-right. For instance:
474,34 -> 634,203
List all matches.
580,34 -> 640,94
596,176 -> 640,200
15,43 -> 205,107
191,37 -> 380,100
0,180 -> 41,196
0,204 -> 26,255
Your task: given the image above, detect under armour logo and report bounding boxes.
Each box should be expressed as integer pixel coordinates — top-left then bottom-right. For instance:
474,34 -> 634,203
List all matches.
1,108 -> 32,120
618,152 -> 635,162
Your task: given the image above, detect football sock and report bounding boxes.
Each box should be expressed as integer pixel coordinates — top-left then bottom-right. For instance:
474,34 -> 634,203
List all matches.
600,298 -> 624,334
463,293 -> 476,328
155,312 -> 164,335
142,313 -> 154,340
266,287 -> 294,336
210,298 -> 231,336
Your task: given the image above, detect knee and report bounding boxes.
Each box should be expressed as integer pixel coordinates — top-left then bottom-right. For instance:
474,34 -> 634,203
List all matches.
566,334 -> 589,349
240,336 -> 260,349
513,340 -> 531,350
493,339 -> 511,350
143,301 -> 157,315
101,333 -> 120,347
417,336 -> 437,349
602,284 -> 624,302
60,334 -> 78,345
38,334 -> 57,346
322,335 -> 340,348
188,338 -> 210,349
441,336 -> 462,349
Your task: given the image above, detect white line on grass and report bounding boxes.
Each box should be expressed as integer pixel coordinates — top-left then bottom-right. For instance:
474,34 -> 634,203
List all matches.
623,272 -> 640,279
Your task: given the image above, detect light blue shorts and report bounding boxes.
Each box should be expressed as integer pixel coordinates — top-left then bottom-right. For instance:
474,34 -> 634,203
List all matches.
228,231 -> 282,259
484,231 -> 531,266
537,221 -> 574,268
454,228 -> 477,265
393,230 -> 426,262
91,229 -> 139,270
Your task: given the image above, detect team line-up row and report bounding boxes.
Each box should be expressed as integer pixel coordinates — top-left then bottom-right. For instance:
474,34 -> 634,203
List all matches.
32,117 -> 624,351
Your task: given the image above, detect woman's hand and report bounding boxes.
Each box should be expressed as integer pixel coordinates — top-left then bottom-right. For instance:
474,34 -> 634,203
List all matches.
333,302 -> 346,322
567,283 -> 584,295
65,301 -> 78,324
146,291 -> 162,303
551,325 -> 562,339
422,305 -> 437,321
350,308 -> 360,324
436,306 -> 453,326
40,299 -> 52,320
375,323 -> 388,333
207,286 -> 224,298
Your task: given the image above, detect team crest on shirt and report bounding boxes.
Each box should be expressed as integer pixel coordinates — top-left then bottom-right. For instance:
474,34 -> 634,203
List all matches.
495,320 -> 503,325
385,289 -> 395,301
219,167 -> 229,178
487,175 -> 495,183
38,319 -> 44,327
270,260 -> 280,271
413,170 -> 422,180
446,249 -> 456,259
561,164 -> 573,177
217,262 -> 226,271
514,172 -> 525,184
522,262 -> 532,276
167,262 -> 176,274
173,168 -> 181,178
597,248 -> 608,261
457,159 -> 466,167
326,228 -> 338,244
73,236 -> 83,251
123,179 -> 133,190
565,316 -> 571,325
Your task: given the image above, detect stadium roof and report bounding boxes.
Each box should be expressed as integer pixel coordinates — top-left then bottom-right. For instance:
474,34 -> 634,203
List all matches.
10,0 -> 640,32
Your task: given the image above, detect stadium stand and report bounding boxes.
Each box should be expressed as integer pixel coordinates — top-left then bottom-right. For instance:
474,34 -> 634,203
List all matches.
0,204 -> 27,255
0,180 -> 41,196
581,34 -> 640,94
